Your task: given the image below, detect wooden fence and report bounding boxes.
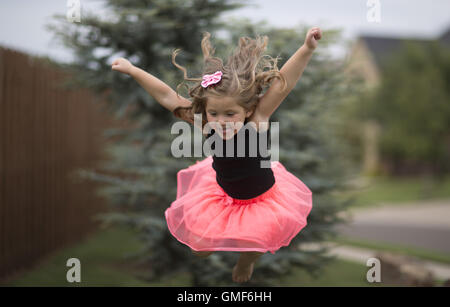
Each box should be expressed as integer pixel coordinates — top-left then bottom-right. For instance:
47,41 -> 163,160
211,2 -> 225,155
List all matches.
0,46 -> 126,282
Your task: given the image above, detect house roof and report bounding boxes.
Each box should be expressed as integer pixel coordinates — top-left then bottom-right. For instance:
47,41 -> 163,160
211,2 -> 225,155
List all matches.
359,27 -> 450,69
439,27 -> 450,45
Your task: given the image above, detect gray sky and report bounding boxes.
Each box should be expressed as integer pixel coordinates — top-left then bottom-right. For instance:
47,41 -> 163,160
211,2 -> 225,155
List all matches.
0,0 -> 449,63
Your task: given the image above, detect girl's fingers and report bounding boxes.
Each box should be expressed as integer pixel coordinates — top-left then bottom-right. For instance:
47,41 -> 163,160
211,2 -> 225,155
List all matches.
312,29 -> 321,40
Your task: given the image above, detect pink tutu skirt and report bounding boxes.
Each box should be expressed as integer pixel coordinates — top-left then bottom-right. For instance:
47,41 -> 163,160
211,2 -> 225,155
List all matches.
164,156 -> 313,254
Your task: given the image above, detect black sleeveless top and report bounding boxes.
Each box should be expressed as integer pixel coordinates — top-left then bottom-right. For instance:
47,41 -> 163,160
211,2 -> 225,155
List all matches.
205,120 -> 275,199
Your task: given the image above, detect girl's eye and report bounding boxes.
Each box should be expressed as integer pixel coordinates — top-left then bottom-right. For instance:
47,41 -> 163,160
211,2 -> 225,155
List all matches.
209,112 -> 233,116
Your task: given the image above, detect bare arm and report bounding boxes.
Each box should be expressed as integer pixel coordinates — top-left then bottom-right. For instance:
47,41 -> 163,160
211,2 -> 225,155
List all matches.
130,66 -> 192,112
111,58 -> 192,113
256,27 -> 322,119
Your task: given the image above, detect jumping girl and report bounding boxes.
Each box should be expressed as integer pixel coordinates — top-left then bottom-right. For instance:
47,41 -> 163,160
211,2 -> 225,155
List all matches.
111,27 -> 322,283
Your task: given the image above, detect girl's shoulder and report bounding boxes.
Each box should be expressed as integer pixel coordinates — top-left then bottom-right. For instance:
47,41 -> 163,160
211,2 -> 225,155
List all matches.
246,111 -> 270,133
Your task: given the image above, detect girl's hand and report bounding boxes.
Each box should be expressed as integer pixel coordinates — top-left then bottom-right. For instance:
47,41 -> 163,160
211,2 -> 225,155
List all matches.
111,57 -> 134,75
303,27 -> 322,51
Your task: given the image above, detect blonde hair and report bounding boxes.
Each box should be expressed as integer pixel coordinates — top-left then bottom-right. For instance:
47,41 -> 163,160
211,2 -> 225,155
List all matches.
171,31 -> 287,128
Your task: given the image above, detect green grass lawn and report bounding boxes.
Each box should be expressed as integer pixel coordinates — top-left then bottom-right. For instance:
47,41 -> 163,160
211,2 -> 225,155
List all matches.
3,225 -> 391,287
331,236 -> 450,287
335,174 -> 450,208
3,225 -> 193,287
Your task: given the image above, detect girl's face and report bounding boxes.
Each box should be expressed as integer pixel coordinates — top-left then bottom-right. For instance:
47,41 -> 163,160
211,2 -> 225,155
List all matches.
205,96 -> 253,139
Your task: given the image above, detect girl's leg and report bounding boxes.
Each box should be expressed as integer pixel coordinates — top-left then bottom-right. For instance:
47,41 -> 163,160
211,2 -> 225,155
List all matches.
190,248 -> 214,258
232,251 -> 264,283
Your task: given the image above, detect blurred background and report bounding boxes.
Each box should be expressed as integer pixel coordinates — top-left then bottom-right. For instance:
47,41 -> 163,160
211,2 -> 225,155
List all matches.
0,0 -> 449,287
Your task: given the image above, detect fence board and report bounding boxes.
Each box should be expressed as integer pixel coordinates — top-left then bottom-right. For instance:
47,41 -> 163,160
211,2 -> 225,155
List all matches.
0,46 -> 124,281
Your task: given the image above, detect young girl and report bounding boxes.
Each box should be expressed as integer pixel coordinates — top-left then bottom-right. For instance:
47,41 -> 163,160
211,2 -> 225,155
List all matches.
111,27 -> 322,283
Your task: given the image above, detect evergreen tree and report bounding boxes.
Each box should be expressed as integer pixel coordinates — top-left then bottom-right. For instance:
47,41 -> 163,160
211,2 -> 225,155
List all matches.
47,0 -> 356,286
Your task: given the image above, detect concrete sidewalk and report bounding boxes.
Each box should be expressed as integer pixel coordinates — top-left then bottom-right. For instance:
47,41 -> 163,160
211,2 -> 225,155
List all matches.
345,199 -> 450,229
336,199 -> 450,253
301,242 -> 450,280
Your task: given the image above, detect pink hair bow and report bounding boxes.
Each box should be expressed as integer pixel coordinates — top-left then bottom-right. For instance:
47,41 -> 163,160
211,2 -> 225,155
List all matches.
201,70 -> 223,88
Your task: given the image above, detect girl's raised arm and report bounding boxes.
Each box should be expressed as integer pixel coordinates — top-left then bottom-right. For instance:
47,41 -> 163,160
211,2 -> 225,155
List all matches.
256,27 -> 322,119
111,58 -> 192,113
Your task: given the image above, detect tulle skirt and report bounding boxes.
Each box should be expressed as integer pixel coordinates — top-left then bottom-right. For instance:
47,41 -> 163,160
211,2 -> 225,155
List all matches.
164,155 -> 313,254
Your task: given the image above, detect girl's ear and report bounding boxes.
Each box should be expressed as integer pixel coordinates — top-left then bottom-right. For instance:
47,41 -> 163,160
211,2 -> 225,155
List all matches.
245,108 -> 254,118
